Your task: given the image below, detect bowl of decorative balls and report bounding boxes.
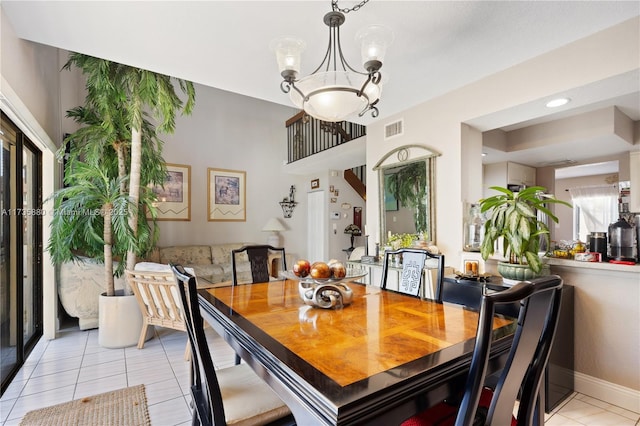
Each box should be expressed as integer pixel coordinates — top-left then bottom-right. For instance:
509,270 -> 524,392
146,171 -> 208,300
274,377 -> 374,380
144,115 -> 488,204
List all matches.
282,260 -> 366,309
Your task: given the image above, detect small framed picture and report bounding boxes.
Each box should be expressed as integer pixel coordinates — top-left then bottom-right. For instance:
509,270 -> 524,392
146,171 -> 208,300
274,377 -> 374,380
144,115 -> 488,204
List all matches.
148,163 -> 191,221
330,197 -> 337,203
311,178 -> 319,189
334,189 -> 339,196
207,168 -> 246,222
329,185 -> 335,193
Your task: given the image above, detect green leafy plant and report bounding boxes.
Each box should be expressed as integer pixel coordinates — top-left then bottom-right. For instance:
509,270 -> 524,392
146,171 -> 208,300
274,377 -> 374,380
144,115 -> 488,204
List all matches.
387,233 -> 417,249
63,53 -> 196,274
479,186 -> 572,273
52,53 -> 196,296
386,161 -> 427,234
47,162 -> 136,297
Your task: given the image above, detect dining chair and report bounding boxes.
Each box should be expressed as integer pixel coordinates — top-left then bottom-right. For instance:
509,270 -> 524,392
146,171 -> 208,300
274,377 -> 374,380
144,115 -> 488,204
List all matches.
231,245 -> 287,364
231,244 -> 287,286
170,264 -> 294,426
126,269 -> 191,360
401,274 -> 564,426
380,248 -> 444,299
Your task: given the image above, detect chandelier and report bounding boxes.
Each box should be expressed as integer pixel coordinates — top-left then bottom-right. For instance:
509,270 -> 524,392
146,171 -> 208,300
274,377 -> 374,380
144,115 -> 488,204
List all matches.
270,0 -> 392,122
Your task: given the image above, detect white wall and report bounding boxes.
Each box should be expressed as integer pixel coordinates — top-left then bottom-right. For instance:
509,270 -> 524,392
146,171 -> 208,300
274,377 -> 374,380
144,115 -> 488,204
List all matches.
0,10 -> 82,339
157,83 -> 308,258
326,170 -> 366,262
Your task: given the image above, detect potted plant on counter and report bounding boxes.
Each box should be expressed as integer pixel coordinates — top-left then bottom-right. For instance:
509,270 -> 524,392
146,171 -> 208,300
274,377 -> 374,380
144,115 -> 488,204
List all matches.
479,186 -> 572,281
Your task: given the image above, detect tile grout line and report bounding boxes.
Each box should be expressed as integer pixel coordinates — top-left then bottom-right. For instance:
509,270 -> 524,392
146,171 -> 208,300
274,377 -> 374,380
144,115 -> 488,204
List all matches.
71,329 -> 91,400
2,337 -> 52,424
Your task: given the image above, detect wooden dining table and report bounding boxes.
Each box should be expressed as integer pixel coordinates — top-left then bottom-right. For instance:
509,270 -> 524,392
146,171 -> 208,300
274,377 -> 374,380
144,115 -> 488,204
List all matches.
197,279 -> 516,425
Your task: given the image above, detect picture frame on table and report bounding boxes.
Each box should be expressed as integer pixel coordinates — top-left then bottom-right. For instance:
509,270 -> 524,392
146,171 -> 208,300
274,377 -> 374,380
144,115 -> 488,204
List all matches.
148,163 -> 191,221
208,168 -> 246,222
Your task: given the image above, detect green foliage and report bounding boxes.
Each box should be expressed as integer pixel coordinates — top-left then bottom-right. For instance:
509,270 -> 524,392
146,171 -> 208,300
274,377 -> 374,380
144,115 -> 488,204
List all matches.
386,161 -> 428,233
479,186 -> 572,273
51,52 -> 195,297
387,233 -> 417,249
46,163 -> 135,285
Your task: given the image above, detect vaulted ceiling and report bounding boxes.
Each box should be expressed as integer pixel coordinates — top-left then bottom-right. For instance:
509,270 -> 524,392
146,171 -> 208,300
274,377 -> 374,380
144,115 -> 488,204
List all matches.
3,1 -> 639,170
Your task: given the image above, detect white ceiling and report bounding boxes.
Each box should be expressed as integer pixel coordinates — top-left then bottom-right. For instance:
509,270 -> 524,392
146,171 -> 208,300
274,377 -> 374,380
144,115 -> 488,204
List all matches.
3,1 -> 639,173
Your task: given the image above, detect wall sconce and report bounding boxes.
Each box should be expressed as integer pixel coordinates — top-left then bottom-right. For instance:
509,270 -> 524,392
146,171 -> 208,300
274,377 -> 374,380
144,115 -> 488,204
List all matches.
279,185 -> 298,218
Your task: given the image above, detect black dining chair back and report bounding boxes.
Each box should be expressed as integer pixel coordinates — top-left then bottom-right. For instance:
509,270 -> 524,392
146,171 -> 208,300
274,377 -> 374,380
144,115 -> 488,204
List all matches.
171,264 -> 225,426
402,275 -> 564,426
231,245 -> 287,364
380,248 -> 444,298
171,263 -> 294,426
231,245 -> 287,286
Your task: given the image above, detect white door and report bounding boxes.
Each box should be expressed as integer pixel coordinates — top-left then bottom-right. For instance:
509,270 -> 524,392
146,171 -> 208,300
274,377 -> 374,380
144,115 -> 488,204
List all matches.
307,190 -> 326,262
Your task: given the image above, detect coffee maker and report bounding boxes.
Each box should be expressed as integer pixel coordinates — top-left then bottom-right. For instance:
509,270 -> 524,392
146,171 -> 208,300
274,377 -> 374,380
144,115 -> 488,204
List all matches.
608,218 -> 637,262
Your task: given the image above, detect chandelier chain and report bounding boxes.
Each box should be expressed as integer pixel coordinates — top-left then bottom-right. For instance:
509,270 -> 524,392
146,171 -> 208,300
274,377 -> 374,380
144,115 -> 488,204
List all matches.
331,0 -> 371,14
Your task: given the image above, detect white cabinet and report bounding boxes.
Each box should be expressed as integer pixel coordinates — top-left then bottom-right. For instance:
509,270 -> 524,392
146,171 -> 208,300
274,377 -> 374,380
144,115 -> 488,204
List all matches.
483,161 -> 536,199
630,151 -> 640,213
507,162 -> 536,187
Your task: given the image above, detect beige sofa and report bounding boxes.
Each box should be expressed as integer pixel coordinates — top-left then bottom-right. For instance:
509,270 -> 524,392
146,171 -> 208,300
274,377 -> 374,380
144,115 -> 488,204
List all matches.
144,243 -> 291,284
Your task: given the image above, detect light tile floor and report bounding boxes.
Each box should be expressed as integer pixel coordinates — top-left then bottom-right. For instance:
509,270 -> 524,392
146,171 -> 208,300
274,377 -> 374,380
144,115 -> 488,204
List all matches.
1,327 -> 638,426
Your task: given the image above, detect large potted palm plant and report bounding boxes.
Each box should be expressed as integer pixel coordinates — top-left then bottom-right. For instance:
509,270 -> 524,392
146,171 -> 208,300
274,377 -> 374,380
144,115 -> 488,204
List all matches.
49,53 -> 195,347
479,186 -> 572,281
63,53 -> 195,273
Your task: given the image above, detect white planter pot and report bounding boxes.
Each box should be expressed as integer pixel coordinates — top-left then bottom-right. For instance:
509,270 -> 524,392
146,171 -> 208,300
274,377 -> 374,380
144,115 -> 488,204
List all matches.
98,290 -> 154,348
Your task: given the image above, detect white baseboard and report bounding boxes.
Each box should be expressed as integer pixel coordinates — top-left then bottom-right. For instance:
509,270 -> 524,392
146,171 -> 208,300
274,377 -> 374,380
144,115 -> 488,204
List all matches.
574,371 -> 640,414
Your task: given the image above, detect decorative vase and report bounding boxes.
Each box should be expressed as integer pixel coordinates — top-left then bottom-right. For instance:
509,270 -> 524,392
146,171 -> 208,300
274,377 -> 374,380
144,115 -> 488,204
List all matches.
497,261 -> 550,282
98,290 -> 153,348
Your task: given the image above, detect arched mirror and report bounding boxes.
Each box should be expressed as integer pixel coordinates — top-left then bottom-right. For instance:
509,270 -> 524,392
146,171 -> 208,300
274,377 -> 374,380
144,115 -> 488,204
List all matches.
373,145 -> 440,246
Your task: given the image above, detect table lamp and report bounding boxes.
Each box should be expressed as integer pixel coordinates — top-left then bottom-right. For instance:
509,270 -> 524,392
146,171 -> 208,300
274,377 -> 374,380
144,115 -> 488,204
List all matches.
344,224 -> 362,250
262,217 -> 286,247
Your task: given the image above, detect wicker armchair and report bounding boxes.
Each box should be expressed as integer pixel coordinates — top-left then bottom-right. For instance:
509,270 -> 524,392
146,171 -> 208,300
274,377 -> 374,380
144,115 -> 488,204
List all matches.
125,269 -> 190,360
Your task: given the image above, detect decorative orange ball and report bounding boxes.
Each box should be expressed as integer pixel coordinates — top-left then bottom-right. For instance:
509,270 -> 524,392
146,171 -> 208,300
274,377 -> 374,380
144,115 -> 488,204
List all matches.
310,262 -> 331,279
293,259 -> 311,277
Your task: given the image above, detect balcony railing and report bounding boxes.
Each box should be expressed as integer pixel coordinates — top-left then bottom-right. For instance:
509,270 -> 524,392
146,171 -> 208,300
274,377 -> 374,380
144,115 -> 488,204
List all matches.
285,111 -> 366,163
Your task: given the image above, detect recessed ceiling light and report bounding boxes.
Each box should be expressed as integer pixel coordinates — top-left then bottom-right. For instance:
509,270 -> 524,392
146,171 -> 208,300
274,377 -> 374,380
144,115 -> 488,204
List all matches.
545,97 -> 571,108
481,153 -> 487,157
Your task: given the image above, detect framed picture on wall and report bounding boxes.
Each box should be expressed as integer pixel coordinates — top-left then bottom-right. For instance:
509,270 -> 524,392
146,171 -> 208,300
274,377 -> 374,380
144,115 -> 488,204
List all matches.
207,168 -> 247,222
208,168 -> 246,221
147,163 -> 191,221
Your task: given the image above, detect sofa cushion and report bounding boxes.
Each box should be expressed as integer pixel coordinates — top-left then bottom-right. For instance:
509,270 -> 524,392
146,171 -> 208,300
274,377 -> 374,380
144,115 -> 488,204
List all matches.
191,264 -> 225,283
210,243 -> 253,266
159,245 -> 212,265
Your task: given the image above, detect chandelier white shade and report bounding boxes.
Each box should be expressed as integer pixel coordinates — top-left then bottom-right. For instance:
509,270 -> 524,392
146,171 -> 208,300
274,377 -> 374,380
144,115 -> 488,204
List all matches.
271,3 -> 392,123
288,71 -> 382,122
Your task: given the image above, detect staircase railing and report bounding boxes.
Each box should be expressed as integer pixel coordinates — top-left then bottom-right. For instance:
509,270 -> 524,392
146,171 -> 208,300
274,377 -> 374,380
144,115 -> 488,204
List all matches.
285,111 -> 366,163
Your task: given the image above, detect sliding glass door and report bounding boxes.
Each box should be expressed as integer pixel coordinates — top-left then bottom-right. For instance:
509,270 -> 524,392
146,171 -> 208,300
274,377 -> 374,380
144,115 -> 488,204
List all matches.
0,111 -> 43,395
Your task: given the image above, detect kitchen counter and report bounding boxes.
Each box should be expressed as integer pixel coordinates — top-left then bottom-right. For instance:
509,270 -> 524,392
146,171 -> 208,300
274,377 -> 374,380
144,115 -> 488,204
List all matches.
483,257 -> 640,411
543,257 -> 640,273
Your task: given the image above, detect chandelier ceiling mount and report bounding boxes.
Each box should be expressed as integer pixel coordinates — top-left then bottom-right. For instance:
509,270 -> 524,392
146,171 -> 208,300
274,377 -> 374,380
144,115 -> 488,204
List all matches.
271,0 -> 393,123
